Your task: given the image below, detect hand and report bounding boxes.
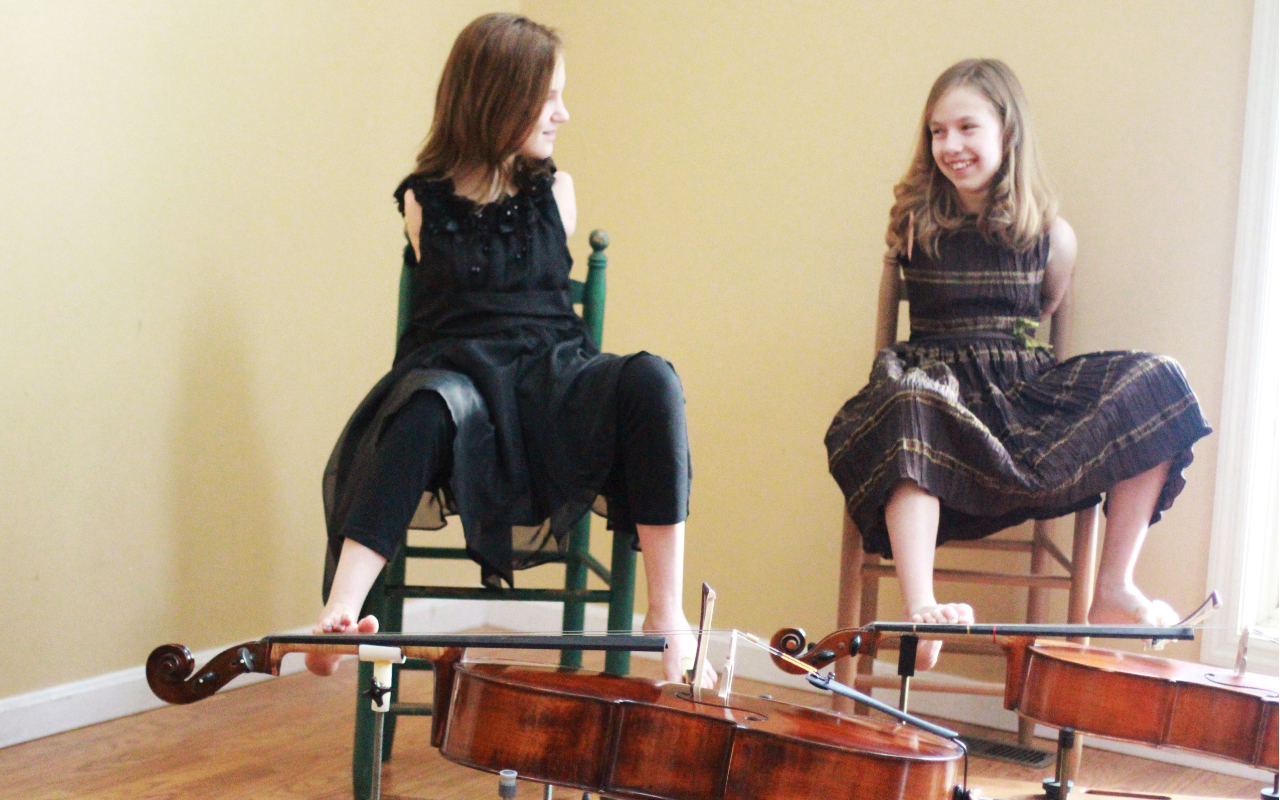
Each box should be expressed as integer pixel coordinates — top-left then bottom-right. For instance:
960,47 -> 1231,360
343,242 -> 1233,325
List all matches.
645,612 -> 718,689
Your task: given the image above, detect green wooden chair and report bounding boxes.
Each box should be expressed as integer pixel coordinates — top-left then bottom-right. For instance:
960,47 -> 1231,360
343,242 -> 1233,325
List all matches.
350,230 -> 637,799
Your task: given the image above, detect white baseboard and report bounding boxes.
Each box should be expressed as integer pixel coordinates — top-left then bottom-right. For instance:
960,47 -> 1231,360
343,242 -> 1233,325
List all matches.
0,599 -> 484,749
0,635 -> 302,749
2,599 -> 1274,787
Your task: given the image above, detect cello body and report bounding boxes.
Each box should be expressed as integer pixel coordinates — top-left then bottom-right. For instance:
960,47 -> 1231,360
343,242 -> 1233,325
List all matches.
1006,641 -> 1279,771
438,661 -> 963,800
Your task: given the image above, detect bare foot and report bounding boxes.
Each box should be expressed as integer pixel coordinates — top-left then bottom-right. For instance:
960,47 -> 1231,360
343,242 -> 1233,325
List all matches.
304,606 -> 379,677
908,602 -> 975,671
644,612 -> 718,688
1088,584 -> 1179,626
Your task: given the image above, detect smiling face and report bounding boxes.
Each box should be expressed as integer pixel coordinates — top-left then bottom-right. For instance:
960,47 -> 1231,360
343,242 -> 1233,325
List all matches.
519,56 -> 568,160
929,84 -> 1004,213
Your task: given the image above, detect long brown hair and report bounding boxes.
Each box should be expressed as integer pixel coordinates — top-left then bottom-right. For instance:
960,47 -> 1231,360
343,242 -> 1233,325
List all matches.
886,59 -> 1056,261
413,13 -> 560,196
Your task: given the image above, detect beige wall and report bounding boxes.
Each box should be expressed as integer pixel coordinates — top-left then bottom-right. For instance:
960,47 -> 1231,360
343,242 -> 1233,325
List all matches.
524,0 -> 1252,677
0,1 -> 515,697
0,1 -> 1252,699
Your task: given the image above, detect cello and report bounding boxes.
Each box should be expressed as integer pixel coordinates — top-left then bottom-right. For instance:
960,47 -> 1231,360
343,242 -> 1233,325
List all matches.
147,630 -> 972,800
768,622 -> 1279,797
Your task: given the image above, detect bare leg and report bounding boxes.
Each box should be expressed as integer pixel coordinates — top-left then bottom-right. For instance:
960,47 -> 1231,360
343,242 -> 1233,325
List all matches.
1088,461 -> 1179,626
885,481 -> 974,670
636,522 -> 717,687
312,527 -> 712,682
305,538 -> 386,677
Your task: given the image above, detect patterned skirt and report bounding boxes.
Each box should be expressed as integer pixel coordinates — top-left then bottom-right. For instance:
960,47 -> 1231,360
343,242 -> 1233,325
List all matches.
825,335 -> 1212,559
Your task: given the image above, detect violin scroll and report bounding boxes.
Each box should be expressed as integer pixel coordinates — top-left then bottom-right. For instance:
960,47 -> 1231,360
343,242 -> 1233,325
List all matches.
146,641 -> 272,704
768,627 -> 863,674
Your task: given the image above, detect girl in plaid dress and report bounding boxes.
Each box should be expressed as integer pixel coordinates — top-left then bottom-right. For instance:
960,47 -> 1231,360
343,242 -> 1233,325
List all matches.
826,60 -> 1211,670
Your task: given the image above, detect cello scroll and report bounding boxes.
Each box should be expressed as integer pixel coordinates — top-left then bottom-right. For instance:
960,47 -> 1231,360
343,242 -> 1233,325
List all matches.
768,627 -> 865,674
147,641 -> 274,705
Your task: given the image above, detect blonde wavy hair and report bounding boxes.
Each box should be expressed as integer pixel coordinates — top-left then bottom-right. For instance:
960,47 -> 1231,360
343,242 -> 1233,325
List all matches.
886,59 -> 1057,261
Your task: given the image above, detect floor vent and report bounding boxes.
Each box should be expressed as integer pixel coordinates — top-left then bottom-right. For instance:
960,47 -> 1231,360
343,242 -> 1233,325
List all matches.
959,736 -> 1055,768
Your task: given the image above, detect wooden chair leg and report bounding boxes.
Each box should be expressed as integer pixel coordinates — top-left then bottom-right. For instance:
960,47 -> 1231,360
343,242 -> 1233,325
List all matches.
1067,505 -> 1099,638
560,514 -> 591,669
1027,519 -> 1051,624
604,528 -> 637,677
852,549 -> 880,717
1021,519 -> 1052,745
834,511 -> 866,715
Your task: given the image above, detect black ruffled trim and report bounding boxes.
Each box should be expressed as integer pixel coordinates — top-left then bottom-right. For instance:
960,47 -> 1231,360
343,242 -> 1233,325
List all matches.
393,162 -> 556,267
394,160 -> 555,216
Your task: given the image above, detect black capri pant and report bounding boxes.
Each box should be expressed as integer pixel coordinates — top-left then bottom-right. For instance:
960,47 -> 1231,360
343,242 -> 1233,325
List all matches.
340,353 -> 689,560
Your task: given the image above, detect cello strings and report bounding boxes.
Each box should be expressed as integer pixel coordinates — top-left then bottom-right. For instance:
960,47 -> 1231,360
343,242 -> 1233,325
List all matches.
429,624 -> 1251,638
739,633 -> 819,674
348,623 -> 1257,641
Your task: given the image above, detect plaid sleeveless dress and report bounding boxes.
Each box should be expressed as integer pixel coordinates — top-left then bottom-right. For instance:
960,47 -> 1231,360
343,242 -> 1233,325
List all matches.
825,225 -> 1212,559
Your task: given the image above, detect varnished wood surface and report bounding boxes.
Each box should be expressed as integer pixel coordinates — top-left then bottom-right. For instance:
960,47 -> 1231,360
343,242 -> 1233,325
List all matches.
442,663 -> 960,800
0,642 -> 1267,799
1014,643 -> 1279,769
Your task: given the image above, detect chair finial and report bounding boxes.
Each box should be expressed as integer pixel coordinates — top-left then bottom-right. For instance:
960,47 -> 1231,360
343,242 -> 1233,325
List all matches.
589,229 -> 610,252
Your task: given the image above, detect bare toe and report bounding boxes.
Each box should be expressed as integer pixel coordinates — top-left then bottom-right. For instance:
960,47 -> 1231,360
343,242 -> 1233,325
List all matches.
915,639 -> 942,671
1089,586 -> 1179,626
305,651 -> 342,677
906,604 -> 973,671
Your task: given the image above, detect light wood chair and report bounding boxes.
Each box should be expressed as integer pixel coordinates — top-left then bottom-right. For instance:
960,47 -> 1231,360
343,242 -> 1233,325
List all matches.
833,261 -> 1100,747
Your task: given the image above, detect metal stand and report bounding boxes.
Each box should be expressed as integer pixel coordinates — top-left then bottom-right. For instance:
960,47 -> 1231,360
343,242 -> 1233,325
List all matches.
359,645 -> 406,800
897,634 -> 919,711
1043,728 -> 1076,800
368,707 -> 385,800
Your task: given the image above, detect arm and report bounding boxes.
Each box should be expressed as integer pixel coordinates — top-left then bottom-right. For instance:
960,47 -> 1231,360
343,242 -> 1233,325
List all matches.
873,257 -> 903,353
552,170 -> 576,239
403,188 -> 423,263
1042,216 -> 1077,353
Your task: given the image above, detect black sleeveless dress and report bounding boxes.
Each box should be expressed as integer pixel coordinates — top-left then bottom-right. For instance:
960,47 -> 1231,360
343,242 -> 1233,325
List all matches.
323,168 -> 662,587
825,225 -> 1212,559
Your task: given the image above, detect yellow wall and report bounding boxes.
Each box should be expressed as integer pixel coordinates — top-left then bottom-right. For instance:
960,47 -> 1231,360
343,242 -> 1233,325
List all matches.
0,0 -> 1253,699
524,0 -> 1252,675
0,1 -> 515,697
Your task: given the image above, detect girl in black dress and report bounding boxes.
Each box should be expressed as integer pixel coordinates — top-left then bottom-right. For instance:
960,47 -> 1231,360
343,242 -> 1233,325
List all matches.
307,13 -> 711,686
826,60 -> 1211,670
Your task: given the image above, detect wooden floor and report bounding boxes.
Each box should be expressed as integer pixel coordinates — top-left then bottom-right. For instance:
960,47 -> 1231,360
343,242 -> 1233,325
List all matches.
0,646 -> 1267,800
